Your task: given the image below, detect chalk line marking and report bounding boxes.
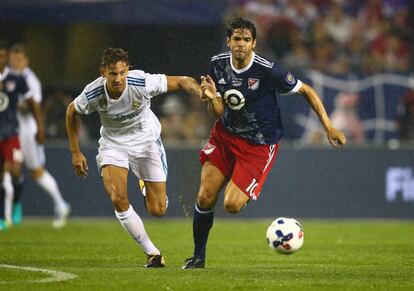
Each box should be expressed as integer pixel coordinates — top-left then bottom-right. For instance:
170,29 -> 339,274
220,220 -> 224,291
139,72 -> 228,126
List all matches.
0,264 -> 77,284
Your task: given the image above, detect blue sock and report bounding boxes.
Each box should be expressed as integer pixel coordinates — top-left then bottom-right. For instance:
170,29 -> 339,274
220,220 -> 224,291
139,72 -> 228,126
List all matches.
12,175 -> 24,203
193,203 -> 214,260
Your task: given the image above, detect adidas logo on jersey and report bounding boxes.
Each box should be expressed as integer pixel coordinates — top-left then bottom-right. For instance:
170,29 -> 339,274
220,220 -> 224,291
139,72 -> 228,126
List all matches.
218,78 -> 226,85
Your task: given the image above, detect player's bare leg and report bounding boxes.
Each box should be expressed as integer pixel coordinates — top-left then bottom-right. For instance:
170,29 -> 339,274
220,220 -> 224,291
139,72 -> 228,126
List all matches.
102,165 -> 164,267
141,181 -> 167,217
223,180 -> 250,214
183,161 -> 226,269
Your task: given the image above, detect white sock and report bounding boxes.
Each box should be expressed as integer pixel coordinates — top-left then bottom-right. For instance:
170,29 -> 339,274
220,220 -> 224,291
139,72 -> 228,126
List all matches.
35,171 -> 66,210
115,205 -> 160,255
3,172 -> 14,224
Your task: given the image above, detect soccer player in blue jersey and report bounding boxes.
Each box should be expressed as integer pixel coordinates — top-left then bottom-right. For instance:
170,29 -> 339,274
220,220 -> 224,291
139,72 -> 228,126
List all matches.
182,18 -> 346,269
66,48 -> 202,267
0,42 -> 45,230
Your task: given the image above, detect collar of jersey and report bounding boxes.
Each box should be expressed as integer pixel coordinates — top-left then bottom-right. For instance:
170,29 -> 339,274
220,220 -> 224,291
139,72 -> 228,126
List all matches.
104,79 -> 128,102
230,52 -> 255,74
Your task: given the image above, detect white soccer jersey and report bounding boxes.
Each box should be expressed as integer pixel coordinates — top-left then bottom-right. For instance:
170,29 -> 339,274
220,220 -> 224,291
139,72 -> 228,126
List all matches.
74,70 -> 168,149
17,67 -> 42,135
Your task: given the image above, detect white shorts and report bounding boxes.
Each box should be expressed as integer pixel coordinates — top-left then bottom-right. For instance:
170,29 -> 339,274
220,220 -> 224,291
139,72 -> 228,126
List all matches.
19,131 -> 45,170
96,137 -> 168,182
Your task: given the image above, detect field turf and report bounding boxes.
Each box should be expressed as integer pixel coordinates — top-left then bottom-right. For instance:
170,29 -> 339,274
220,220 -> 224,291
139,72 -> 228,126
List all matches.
0,218 -> 413,290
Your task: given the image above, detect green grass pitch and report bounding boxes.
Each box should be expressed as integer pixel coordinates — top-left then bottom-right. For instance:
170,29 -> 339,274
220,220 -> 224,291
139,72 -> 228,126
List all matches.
0,218 -> 413,290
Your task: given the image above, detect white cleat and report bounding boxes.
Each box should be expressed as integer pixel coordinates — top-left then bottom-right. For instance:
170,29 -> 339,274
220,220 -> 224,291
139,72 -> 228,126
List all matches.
52,203 -> 71,229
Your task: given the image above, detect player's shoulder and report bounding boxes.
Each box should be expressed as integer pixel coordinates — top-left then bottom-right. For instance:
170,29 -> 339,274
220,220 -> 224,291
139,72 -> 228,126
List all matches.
253,53 -> 275,70
23,68 -> 41,84
127,70 -> 146,87
211,51 -> 231,63
83,77 -> 105,101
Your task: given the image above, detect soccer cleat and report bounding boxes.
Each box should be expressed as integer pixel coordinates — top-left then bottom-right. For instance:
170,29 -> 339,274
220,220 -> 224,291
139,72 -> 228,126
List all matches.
12,202 -> 23,225
182,256 -> 205,269
144,254 -> 165,268
52,203 -> 71,229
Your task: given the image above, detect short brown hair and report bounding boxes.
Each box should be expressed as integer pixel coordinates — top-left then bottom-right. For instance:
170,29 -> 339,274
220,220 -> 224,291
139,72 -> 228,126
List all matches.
100,48 -> 129,68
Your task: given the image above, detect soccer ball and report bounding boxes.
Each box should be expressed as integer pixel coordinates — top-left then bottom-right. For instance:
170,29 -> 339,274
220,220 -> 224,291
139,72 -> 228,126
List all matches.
266,217 -> 304,254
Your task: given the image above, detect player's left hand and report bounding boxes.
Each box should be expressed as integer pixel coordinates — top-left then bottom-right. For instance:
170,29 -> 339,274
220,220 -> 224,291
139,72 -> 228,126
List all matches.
326,127 -> 346,148
200,75 -> 217,101
36,127 -> 46,144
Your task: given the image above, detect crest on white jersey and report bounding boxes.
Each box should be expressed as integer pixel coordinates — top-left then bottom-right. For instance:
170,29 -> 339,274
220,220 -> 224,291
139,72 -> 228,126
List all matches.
132,100 -> 141,110
99,97 -> 108,110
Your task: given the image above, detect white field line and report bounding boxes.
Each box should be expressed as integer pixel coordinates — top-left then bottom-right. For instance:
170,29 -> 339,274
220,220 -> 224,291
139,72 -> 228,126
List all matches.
0,264 -> 77,284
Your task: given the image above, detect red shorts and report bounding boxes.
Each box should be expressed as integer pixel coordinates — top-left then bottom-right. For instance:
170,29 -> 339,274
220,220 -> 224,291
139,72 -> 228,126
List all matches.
0,135 -> 23,164
200,121 -> 279,200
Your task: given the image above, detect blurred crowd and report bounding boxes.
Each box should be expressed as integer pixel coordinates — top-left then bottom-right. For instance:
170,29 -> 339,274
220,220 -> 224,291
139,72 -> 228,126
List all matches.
227,0 -> 413,75
23,1 -> 414,146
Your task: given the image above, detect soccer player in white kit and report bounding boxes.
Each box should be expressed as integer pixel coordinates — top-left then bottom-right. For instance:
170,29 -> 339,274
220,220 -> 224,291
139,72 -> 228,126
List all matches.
9,44 -> 70,228
66,48 -> 202,268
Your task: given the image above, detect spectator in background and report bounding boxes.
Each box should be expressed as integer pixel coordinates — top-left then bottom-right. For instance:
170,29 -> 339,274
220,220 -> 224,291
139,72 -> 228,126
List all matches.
160,93 -> 212,146
43,86 -> 92,143
159,94 -> 188,145
330,92 -> 365,145
398,89 -> 414,140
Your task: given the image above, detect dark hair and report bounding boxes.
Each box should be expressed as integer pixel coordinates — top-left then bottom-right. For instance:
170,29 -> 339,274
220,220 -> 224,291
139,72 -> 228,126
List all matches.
100,47 -> 129,68
10,43 -> 27,55
226,17 -> 256,40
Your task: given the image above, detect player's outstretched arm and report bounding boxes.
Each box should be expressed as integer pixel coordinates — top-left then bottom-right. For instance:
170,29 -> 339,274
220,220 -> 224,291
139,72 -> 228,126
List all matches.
66,102 -> 89,178
26,97 -> 45,144
201,75 -> 224,119
298,82 -> 346,148
166,76 -> 202,97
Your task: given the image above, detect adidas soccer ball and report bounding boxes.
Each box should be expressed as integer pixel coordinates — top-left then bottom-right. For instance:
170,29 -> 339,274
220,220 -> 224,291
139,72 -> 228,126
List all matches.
266,217 -> 304,254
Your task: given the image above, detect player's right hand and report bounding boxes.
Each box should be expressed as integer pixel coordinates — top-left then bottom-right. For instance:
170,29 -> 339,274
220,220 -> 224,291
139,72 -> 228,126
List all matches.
72,151 -> 89,178
200,75 -> 217,101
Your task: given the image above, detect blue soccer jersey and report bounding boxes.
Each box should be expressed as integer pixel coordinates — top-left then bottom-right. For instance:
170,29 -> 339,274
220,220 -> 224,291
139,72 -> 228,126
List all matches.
0,68 -> 31,139
209,51 -> 302,145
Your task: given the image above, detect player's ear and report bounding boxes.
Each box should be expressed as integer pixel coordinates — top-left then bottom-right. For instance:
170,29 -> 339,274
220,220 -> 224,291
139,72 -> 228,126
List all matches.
99,66 -> 105,77
252,39 -> 256,49
226,37 -> 230,48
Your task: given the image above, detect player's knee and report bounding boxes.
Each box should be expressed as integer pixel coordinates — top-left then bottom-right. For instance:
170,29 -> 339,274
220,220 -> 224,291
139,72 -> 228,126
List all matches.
147,204 -> 166,217
111,195 -> 129,212
197,186 -> 218,209
30,168 -> 45,180
223,200 -> 241,214
197,193 -> 215,209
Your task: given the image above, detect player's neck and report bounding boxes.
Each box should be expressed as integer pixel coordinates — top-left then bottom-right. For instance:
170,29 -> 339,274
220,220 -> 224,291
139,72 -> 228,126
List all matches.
232,53 -> 254,70
106,86 -> 122,100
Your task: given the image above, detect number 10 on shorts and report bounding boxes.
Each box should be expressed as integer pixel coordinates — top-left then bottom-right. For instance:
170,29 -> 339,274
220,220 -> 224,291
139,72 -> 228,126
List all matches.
246,178 -> 258,198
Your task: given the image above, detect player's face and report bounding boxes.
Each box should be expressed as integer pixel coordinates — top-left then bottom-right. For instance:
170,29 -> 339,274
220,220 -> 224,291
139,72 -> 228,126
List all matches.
9,52 -> 26,71
101,61 -> 129,97
227,28 -> 256,63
